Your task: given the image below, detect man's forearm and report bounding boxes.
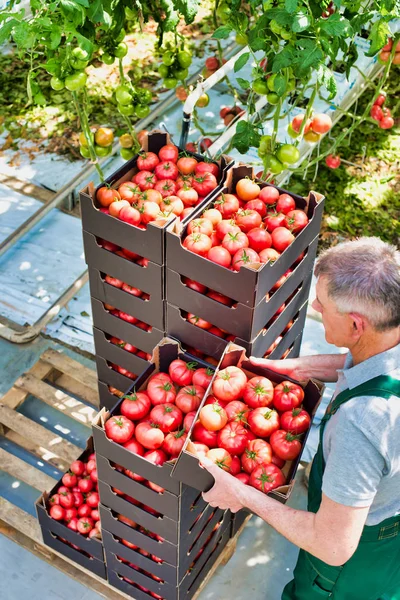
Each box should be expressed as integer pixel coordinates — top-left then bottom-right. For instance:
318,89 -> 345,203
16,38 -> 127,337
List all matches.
296,353 -> 346,382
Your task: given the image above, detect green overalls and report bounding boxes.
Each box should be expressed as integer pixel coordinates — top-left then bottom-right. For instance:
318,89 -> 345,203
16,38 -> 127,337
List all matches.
282,375 -> 400,600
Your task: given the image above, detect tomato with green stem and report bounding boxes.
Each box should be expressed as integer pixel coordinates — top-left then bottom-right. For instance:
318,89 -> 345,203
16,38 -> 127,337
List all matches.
177,51 -> 192,68
250,464 -> 286,494
102,53 -> 115,65
253,78 -> 269,95
276,144 -> 300,165
114,42 -> 128,58
270,429 -> 302,460
65,71 -> 87,91
50,76 -> 64,90
206,448 -> 232,471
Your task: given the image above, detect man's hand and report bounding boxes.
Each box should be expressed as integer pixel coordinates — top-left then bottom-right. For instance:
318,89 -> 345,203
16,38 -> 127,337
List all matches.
201,457 -> 246,512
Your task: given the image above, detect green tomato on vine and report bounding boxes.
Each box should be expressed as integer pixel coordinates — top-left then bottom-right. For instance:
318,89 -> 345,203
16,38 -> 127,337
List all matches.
158,63 -> 169,78
163,51 -> 175,66
120,148 -> 135,160
94,145 -> 112,157
118,103 -> 135,116
80,145 -> 91,159
65,71 -> 87,91
173,67 -> 189,80
102,52 -> 115,65
264,154 -> 284,174
177,51 -> 192,68
267,92 -> 279,105
50,76 -> 65,91
164,77 -> 178,89
276,144 -> 300,165
138,88 -> 152,104
115,85 -> 132,105
114,42 -> 128,59
135,104 -> 150,118
253,78 -> 269,95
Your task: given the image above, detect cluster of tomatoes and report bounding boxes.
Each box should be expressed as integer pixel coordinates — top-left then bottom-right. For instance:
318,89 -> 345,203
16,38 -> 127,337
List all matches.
109,335 -> 152,362
98,238 -> 149,266
220,105 -> 245,127
182,178 -> 309,269
379,37 -> 400,65
158,48 -> 193,90
104,361 -> 216,476
47,454 -> 101,539
370,92 -> 395,130
288,112 -> 333,142
79,126 -> 114,160
189,365 -> 310,494
96,144 -> 220,227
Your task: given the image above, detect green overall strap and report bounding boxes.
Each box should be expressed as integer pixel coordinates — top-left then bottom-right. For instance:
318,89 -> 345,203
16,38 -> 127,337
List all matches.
308,374 -> 400,514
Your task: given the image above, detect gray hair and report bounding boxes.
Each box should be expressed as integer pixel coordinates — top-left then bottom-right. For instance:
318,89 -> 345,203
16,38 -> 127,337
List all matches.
314,237 -> 400,331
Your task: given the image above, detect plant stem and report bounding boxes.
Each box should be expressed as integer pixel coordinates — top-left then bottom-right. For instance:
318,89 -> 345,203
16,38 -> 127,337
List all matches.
72,91 -> 104,181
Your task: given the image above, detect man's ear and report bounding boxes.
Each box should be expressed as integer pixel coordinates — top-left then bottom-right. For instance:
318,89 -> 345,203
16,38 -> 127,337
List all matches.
349,313 -> 365,337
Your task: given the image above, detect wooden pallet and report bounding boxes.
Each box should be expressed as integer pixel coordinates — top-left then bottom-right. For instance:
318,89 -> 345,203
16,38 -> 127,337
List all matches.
0,348 -> 250,600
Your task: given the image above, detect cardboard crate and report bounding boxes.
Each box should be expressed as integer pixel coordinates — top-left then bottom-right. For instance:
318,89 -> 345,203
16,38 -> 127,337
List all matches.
95,355 -> 145,394
265,305 -> 307,359
91,299 -> 164,355
35,439 -> 106,578
92,340 -> 216,496
83,232 -> 164,298
166,235 -> 318,340
88,267 -> 165,330
93,327 -> 152,376
171,343 -> 324,502
166,275 -> 312,360
166,164 -> 324,307
106,522 -> 231,600
80,130 -> 232,265
98,380 -> 125,411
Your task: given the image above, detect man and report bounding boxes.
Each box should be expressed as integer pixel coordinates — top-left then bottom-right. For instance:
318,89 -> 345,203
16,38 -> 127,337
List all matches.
201,237 -> 400,600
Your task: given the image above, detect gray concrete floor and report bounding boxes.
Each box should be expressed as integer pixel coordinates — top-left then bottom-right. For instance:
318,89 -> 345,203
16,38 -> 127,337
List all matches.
0,299 -> 339,600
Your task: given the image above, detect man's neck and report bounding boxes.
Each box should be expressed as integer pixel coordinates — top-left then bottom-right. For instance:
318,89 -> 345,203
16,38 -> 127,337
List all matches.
350,329 -> 400,366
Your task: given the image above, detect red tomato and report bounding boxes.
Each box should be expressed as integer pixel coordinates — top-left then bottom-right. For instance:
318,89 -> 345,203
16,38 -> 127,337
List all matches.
70,460 -> 85,476
265,212 -> 286,232
273,381 -> 304,411
105,415 -> 134,444
270,429 -> 302,460
271,227 -> 295,252
118,182 -> 141,202
259,186 -> 279,205
105,275 -> 123,288
96,187 -> 121,208
177,157 -> 198,174
245,199 -> 267,218
370,105 -> 383,121
49,505 -> 65,520
177,173 -> 194,189
147,374 -> 176,405
62,472 -> 77,488
193,173 -> 218,196
161,195 -> 184,216
241,439 -> 272,473
208,326 -> 225,338
225,400 -> 250,425
216,219 -> 241,240
137,152 -> 159,171
250,464 -> 286,494
311,113 -> 332,134
259,247 -> 280,263
232,247 -> 260,271
271,454 -> 286,469
78,477 -> 93,494
248,407 -> 280,438
235,472 -> 250,484
236,178 -> 260,201
169,359 -> 196,386
187,313 -> 212,329
190,441 -> 210,457
192,367 -> 214,389
221,231 -> 249,255
199,403 -> 228,431
204,395 -> 227,408
280,408 -> 311,434
183,411 -> 197,431
120,391 -> 151,420
195,161 -> 219,178
217,421 -> 249,455
183,233 -> 212,256
291,114 -> 311,134
284,209 -> 309,233
153,179 -> 177,198
276,194 -> 296,214
206,448 -> 232,471
159,144 -> 179,163
177,186 -> 199,206
162,430 -> 188,457
141,201 -> 160,224
325,155 -> 341,169
235,209 -> 262,233
183,277 -> 208,294
77,517 -> 94,535
215,193 -> 240,218
192,421 -> 218,447
229,455 -> 241,475
247,228 -> 272,252
86,491 -> 99,508
109,200 -> 130,218
187,218 -> 213,236
176,385 -> 205,413
150,403 -> 183,433
374,93 -> 386,106
207,245 -> 231,267
121,283 -> 142,296
243,376 -> 274,409
206,290 -> 232,306
379,115 -> 394,129
212,366 -> 247,402
133,170 -> 156,191
135,421 -> 165,449
203,208 -> 222,226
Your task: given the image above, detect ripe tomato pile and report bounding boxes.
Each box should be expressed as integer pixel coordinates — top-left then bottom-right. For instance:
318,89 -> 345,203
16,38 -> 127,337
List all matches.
190,366 -> 311,494
98,239 -> 150,266
48,454 -> 101,539
95,144 -> 220,227
182,178 -> 309,270
379,38 -> 400,66
370,92 -> 395,130
104,361 -> 215,488
109,335 -> 152,361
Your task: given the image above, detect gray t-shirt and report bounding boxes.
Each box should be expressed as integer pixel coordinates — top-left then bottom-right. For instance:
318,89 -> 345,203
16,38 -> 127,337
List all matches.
322,343 -> 400,526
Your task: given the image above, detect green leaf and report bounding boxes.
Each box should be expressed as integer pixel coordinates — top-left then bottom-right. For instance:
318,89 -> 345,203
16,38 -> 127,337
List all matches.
365,19 -> 392,56
295,39 -> 323,75
237,77 -> 250,89
264,8 -> 294,26
234,52 -> 250,72
231,121 -> 261,155
273,72 -> 287,96
60,0 -> 86,26
12,21 -> 36,49
292,11 -> 311,32
75,32 -> 94,54
272,46 -> 296,72
49,27 -> 62,49
285,0 -> 298,13
316,63 -> 337,100
345,42 -> 358,80
74,0 -> 89,6
44,57 -> 62,77
319,13 -> 352,37
0,19 -> 18,46
213,25 -> 232,39
175,0 -> 200,24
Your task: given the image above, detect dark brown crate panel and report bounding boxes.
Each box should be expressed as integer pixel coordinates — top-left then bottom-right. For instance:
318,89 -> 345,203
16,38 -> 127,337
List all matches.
35,440 -> 104,562
166,164 -> 324,307
80,131 -> 231,265
100,502 -> 228,572
166,275 -> 312,360
91,299 -> 165,355
40,528 -> 106,579
105,518 -> 231,599
88,267 -> 164,330
172,346 -> 324,501
166,235 -> 317,340
93,327 -> 151,376
284,334 -> 302,359
83,231 -> 164,297
98,380 -> 124,411
95,356 -> 148,394
266,306 -> 307,360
